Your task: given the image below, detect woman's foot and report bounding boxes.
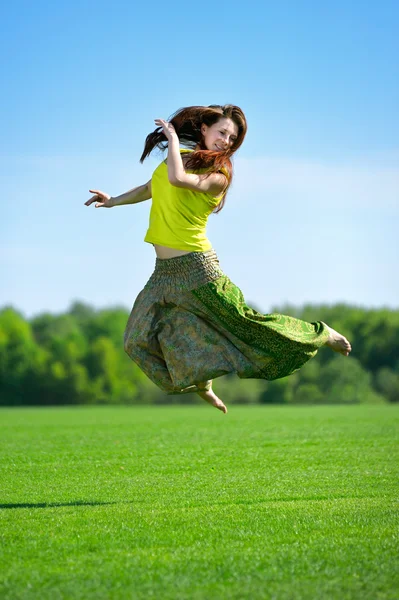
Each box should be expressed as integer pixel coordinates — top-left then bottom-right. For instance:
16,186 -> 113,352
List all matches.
197,381 -> 228,414
322,322 -> 352,356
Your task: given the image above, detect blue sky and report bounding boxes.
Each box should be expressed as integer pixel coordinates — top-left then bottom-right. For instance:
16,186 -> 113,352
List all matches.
2,0 -> 398,318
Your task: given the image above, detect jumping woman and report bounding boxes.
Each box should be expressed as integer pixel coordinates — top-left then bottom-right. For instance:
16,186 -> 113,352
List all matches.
85,104 -> 351,414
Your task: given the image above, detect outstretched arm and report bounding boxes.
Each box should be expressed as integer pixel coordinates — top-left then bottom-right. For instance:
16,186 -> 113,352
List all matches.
154,119 -> 227,197
85,180 -> 152,208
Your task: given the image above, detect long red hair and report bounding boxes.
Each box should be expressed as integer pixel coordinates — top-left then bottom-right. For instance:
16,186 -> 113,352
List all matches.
140,105 -> 247,212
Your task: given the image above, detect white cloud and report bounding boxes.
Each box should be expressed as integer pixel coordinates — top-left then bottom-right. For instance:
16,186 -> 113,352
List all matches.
232,155 -> 399,212
2,152 -> 399,315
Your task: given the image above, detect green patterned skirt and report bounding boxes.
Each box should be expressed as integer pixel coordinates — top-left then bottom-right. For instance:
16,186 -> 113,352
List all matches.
124,249 -> 329,394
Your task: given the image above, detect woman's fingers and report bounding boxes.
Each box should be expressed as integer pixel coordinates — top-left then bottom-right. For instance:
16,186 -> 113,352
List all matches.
154,119 -> 176,136
85,198 -> 104,208
85,189 -> 108,207
154,119 -> 167,132
89,189 -> 107,198
86,198 -> 105,208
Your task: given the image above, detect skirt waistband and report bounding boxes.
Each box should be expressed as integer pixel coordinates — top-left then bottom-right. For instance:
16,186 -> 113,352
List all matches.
146,249 -> 223,291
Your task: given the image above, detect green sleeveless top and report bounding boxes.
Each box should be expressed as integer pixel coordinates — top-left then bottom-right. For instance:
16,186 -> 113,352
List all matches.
144,150 -> 225,252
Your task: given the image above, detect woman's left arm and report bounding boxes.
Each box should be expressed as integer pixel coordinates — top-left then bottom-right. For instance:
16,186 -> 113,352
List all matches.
155,119 -> 227,197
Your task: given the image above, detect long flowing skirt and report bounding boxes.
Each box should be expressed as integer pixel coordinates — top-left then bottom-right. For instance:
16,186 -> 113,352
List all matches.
124,249 -> 329,394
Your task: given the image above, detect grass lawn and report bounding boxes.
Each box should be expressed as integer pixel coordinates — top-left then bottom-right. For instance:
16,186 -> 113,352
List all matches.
0,404 -> 398,600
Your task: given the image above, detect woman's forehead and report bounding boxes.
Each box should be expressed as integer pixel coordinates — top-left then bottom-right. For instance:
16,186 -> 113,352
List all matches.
213,117 -> 238,135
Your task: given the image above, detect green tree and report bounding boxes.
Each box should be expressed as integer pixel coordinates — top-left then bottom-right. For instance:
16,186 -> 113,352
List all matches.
1,302 -> 398,405
374,366 -> 399,403
259,374 -> 299,404
0,308 -> 47,405
212,374 -> 267,404
318,355 -> 384,404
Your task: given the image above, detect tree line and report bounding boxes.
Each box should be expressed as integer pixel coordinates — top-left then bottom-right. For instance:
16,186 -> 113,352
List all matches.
0,302 -> 398,405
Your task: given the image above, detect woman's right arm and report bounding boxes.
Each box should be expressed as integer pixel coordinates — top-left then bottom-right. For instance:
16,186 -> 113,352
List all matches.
85,180 -> 152,208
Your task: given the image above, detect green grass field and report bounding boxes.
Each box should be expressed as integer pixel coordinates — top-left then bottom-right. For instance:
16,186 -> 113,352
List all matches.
1,405 -> 398,600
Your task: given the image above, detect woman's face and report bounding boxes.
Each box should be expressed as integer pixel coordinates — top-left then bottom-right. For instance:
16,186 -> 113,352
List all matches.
201,117 -> 239,152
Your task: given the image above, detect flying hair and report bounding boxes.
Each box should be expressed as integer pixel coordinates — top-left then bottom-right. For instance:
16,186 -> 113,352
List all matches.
140,105 -> 247,212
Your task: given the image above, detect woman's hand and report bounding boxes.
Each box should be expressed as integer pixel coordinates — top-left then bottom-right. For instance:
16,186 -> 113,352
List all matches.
155,119 -> 178,142
85,189 -> 114,208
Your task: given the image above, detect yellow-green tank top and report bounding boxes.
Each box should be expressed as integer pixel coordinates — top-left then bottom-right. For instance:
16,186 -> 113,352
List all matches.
144,150 -> 224,252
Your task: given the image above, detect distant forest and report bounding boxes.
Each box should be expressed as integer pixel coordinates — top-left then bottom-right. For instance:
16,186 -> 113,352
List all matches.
1,302 -> 398,405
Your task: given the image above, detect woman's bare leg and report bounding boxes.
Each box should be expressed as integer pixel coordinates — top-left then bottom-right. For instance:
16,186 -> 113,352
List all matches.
197,380 -> 228,414
322,322 -> 352,356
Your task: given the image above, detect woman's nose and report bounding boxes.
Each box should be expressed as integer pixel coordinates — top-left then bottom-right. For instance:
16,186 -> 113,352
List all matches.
219,135 -> 229,147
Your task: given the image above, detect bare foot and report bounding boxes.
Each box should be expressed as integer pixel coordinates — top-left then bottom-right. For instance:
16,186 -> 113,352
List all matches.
197,382 -> 227,414
322,322 -> 352,356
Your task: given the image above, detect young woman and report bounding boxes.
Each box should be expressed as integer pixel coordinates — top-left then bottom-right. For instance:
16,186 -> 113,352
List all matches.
85,104 -> 351,414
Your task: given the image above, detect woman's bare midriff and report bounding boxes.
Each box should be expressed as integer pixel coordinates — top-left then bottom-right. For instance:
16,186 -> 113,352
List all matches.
154,244 -> 192,259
